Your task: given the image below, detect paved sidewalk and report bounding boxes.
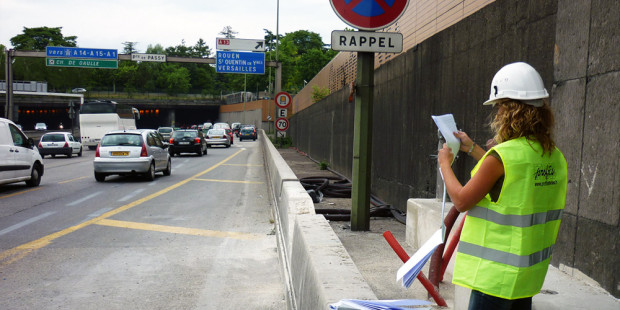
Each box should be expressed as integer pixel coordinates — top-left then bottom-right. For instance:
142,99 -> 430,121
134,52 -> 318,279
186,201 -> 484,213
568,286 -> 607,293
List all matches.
277,147 -> 620,309
277,148 -> 454,307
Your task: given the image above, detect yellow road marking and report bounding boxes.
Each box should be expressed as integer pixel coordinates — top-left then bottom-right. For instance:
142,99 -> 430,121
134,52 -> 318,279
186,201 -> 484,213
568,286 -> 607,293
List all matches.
0,149 -> 246,267
0,187 -> 42,200
58,176 -> 89,184
193,178 -> 263,184
95,219 -> 260,240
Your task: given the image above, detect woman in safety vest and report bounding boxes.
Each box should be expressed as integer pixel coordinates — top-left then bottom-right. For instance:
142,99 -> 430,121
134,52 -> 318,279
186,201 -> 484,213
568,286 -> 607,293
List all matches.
437,62 -> 568,310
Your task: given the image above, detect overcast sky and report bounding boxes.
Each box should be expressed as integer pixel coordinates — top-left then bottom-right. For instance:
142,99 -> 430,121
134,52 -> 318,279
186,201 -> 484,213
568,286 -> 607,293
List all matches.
0,0 -> 349,53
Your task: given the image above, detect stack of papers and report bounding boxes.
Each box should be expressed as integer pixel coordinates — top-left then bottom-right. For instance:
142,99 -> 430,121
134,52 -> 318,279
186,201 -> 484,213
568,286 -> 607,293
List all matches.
431,114 -> 460,164
329,299 -> 432,310
396,229 -> 444,288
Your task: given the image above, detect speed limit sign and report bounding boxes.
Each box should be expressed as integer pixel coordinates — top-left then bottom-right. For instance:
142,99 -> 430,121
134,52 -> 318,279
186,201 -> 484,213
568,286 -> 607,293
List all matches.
275,117 -> 289,131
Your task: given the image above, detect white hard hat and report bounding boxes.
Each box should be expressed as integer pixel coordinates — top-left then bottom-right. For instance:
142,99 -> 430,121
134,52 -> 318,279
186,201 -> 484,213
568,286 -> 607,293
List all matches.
483,62 -> 549,107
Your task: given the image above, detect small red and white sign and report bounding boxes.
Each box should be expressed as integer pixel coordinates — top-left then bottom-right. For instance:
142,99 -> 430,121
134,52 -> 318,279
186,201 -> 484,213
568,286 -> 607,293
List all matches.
275,92 -> 292,109
276,117 -> 289,131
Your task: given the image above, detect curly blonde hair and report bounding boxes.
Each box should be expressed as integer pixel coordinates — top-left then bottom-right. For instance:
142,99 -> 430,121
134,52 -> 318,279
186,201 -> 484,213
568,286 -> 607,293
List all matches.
490,99 -> 556,155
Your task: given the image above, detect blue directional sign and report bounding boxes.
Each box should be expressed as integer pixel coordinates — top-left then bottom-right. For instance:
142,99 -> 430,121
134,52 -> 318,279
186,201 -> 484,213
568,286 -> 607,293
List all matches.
46,46 -> 118,60
216,51 -> 265,74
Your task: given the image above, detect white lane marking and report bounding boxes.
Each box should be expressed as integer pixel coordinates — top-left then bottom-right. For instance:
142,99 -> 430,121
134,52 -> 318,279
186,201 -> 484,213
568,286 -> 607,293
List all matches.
118,188 -> 145,202
0,211 -> 56,236
66,191 -> 103,206
88,207 -> 114,218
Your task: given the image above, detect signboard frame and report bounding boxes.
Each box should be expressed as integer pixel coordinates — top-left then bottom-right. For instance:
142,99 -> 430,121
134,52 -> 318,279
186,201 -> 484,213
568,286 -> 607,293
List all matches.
331,30 -> 403,53
216,51 -> 265,74
216,38 -> 266,52
46,57 -> 118,69
46,46 -> 118,60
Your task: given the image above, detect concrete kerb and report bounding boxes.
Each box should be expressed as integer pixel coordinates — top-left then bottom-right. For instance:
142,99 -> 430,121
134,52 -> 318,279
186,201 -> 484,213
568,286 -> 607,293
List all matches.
260,130 -> 377,309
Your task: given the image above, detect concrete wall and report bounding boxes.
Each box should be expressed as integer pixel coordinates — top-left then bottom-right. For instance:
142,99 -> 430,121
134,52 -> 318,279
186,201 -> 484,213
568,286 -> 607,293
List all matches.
289,0 -> 619,298
260,130 -> 377,309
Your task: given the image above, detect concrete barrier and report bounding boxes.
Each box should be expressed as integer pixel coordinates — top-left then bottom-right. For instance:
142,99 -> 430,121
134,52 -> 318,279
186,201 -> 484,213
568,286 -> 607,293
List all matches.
260,130 -> 377,309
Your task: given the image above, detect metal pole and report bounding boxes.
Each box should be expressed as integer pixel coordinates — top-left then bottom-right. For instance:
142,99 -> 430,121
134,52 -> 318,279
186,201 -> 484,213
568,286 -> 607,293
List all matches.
351,51 -> 374,231
5,49 -> 14,120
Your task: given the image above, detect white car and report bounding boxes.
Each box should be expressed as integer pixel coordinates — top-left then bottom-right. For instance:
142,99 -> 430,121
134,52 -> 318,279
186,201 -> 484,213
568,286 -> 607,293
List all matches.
93,129 -> 171,182
34,122 -> 47,131
0,118 -> 44,186
38,132 -> 83,158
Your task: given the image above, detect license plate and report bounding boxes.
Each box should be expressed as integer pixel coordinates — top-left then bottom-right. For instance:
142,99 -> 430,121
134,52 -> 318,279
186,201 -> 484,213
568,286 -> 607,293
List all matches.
179,142 -> 190,145
111,151 -> 129,156
212,136 -> 221,139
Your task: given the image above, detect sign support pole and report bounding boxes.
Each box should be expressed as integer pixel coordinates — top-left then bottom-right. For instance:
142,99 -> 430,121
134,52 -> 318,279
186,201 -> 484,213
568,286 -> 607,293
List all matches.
351,51 -> 374,231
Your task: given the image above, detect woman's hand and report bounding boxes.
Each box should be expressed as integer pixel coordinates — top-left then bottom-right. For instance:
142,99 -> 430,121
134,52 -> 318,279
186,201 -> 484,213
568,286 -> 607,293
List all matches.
454,131 -> 474,152
438,143 -> 454,166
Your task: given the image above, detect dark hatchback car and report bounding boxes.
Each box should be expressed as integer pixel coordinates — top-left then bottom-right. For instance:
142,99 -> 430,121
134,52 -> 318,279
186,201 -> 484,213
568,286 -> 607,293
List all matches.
168,129 -> 207,156
238,127 -> 257,141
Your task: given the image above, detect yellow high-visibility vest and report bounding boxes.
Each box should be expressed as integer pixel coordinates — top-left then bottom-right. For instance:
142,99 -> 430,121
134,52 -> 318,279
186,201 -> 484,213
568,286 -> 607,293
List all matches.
452,137 -> 568,299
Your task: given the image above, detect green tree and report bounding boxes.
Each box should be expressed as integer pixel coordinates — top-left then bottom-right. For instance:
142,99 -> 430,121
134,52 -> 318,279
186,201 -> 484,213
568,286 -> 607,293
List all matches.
10,27 -> 77,50
122,41 -> 139,54
219,26 -> 238,39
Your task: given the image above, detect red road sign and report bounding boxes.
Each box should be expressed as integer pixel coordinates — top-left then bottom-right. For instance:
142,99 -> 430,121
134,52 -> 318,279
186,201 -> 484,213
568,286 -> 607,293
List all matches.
330,0 -> 409,31
276,117 -> 289,131
275,92 -> 292,109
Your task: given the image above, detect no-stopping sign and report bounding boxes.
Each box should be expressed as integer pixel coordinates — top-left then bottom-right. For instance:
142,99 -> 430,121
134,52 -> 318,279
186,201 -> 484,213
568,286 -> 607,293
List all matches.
276,117 -> 289,131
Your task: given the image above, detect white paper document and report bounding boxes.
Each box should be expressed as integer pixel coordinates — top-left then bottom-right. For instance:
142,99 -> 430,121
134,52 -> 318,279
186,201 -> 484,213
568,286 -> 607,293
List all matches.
329,299 -> 432,310
396,229 -> 444,288
431,114 -> 460,164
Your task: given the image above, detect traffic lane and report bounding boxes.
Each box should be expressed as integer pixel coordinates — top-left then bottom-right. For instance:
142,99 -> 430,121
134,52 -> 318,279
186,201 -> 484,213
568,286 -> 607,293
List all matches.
0,139 -> 286,309
0,146 -> 229,248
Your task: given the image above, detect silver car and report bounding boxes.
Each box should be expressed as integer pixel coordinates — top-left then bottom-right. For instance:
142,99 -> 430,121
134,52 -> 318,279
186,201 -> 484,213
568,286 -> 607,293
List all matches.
205,129 -> 231,148
93,129 -> 171,182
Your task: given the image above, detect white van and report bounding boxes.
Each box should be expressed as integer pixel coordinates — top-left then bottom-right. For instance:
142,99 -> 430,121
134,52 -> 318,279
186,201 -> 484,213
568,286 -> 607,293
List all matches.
0,118 -> 44,186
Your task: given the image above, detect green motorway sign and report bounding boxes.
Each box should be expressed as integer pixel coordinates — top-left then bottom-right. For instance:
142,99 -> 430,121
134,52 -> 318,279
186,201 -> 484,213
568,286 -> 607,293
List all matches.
46,57 -> 118,69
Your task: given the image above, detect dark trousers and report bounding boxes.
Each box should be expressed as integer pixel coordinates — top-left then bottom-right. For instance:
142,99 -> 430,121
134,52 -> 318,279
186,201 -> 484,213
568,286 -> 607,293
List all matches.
468,290 -> 532,310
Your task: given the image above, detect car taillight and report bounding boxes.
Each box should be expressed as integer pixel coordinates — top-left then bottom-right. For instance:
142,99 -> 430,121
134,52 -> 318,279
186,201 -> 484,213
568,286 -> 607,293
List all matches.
38,142 -> 42,148
95,144 -> 100,157
140,144 -> 148,157
63,141 -> 69,148
169,138 -> 174,144
194,137 -> 200,143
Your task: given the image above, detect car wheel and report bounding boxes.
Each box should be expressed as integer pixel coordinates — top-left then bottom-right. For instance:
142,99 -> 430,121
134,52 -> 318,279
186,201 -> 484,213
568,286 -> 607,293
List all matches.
88,146 -> 96,150
67,152 -> 72,158
163,159 -> 172,176
25,165 -> 42,187
145,163 -> 156,181
78,147 -> 83,157
226,143 -> 230,148
239,138 -> 243,141
51,154 -> 56,158
197,147 -> 203,156
94,172 -> 106,182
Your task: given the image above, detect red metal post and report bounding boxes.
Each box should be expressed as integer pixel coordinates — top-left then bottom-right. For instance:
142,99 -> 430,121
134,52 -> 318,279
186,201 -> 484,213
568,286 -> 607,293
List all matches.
383,231 -> 448,307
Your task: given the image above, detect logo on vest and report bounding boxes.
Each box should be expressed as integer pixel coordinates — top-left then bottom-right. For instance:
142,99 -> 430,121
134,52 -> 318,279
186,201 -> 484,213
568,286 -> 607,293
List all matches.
534,164 -> 557,187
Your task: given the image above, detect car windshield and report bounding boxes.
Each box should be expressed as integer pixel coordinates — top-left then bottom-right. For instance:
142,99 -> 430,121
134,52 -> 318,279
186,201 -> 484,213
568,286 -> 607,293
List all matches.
41,134 -> 65,142
207,129 -> 225,135
101,134 -> 143,146
241,128 -> 254,133
158,128 -> 172,133
172,131 -> 197,138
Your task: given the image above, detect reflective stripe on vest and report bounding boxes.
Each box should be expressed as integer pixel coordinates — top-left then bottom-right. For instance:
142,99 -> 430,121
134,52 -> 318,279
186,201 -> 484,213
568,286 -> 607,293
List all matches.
467,206 -> 563,228
458,241 -> 555,268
